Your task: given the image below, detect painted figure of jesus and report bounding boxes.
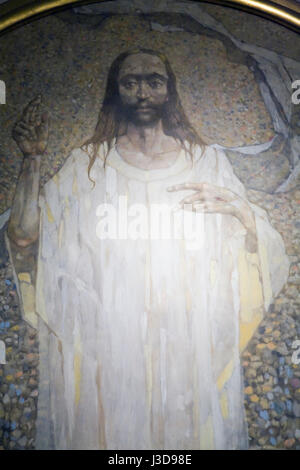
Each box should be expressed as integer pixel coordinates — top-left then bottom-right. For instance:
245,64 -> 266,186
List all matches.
7,49 -> 289,450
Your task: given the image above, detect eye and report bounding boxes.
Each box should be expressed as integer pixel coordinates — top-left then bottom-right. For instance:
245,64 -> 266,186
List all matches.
148,79 -> 164,89
122,80 -> 137,90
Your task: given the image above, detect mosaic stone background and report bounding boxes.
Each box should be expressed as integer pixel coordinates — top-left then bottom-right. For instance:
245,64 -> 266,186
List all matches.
200,3 -> 300,62
0,12 -> 274,214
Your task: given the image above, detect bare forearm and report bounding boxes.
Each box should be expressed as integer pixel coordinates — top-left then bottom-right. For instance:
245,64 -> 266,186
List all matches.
233,201 -> 258,253
7,155 -> 41,246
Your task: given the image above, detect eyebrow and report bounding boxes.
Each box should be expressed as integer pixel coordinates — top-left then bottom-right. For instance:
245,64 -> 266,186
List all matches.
119,73 -> 168,82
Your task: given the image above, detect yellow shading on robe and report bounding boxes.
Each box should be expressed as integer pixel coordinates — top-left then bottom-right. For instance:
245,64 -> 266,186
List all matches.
8,143 -> 289,449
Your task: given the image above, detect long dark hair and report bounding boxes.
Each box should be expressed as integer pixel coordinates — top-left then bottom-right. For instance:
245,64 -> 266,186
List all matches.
82,48 -> 206,183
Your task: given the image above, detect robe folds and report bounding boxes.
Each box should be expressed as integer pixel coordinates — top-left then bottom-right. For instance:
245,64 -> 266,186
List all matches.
16,142 -> 290,449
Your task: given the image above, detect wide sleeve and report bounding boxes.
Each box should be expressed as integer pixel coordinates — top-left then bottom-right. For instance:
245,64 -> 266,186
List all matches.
5,147 -> 89,329
205,145 -> 290,351
213,145 -> 289,305
248,200 -> 290,308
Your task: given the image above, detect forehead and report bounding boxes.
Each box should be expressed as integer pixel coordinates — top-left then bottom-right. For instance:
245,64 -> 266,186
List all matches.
118,53 -> 168,80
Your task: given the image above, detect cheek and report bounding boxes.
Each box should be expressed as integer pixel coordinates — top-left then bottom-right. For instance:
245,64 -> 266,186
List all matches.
118,86 -> 137,104
152,87 -> 168,103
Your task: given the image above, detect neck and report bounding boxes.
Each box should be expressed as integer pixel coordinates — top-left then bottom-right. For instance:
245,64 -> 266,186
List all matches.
126,120 -> 166,157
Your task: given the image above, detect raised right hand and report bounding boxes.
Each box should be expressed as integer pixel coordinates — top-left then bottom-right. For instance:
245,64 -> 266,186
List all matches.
12,95 -> 49,157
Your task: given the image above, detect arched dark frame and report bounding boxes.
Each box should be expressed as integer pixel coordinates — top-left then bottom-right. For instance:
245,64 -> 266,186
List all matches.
0,0 -> 299,37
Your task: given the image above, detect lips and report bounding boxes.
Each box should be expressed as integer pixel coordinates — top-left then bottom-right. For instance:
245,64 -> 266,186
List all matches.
121,103 -> 163,124
135,106 -> 153,112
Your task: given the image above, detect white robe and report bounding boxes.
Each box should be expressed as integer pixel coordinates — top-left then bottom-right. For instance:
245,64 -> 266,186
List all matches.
33,142 -> 289,449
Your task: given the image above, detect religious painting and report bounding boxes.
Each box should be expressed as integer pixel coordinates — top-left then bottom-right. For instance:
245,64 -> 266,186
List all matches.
0,0 -> 299,450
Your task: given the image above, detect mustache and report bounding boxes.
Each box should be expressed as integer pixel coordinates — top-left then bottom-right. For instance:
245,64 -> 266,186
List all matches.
118,101 -> 167,116
125,103 -> 164,110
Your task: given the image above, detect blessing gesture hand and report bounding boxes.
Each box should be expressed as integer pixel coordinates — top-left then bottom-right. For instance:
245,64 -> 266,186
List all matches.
13,95 -> 49,157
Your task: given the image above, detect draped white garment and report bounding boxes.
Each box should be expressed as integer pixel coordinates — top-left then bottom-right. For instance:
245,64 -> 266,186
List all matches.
34,143 -> 289,450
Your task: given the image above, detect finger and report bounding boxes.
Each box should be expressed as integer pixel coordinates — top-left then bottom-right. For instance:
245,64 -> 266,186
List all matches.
28,103 -> 40,125
17,122 -> 37,140
179,193 -> 204,206
30,96 -> 43,124
167,183 -> 203,192
40,112 -> 48,129
33,113 -> 41,128
28,108 -> 36,125
13,129 -> 31,141
22,96 -> 41,124
167,183 -> 240,203
38,112 -> 49,139
192,201 -> 234,214
173,201 -> 204,213
13,124 -> 32,139
200,184 -> 239,202
23,103 -> 36,124
172,193 -> 203,211
17,122 -> 32,131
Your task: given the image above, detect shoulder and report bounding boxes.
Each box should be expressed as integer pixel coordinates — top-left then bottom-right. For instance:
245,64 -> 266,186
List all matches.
193,143 -> 234,170
190,143 -> 246,192
68,146 -> 90,168
42,147 -> 90,195
58,147 -> 89,175
189,143 -> 228,165
68,143 -> 110,182
54,145 -> 97,183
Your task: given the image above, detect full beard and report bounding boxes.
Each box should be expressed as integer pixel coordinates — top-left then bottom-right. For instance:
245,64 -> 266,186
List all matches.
119,102 -> 167,128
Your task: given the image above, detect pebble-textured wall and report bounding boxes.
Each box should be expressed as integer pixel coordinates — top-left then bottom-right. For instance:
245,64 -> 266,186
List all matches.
243,188 -> 300,449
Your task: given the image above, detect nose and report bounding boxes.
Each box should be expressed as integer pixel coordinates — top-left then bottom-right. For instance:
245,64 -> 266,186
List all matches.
137,80 -> 150,99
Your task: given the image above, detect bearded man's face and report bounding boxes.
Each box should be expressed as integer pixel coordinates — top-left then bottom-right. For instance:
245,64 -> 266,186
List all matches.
117,53 -> 169,126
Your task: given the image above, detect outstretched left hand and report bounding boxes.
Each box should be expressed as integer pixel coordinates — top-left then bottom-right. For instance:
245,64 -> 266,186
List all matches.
167,182 -> 257,253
